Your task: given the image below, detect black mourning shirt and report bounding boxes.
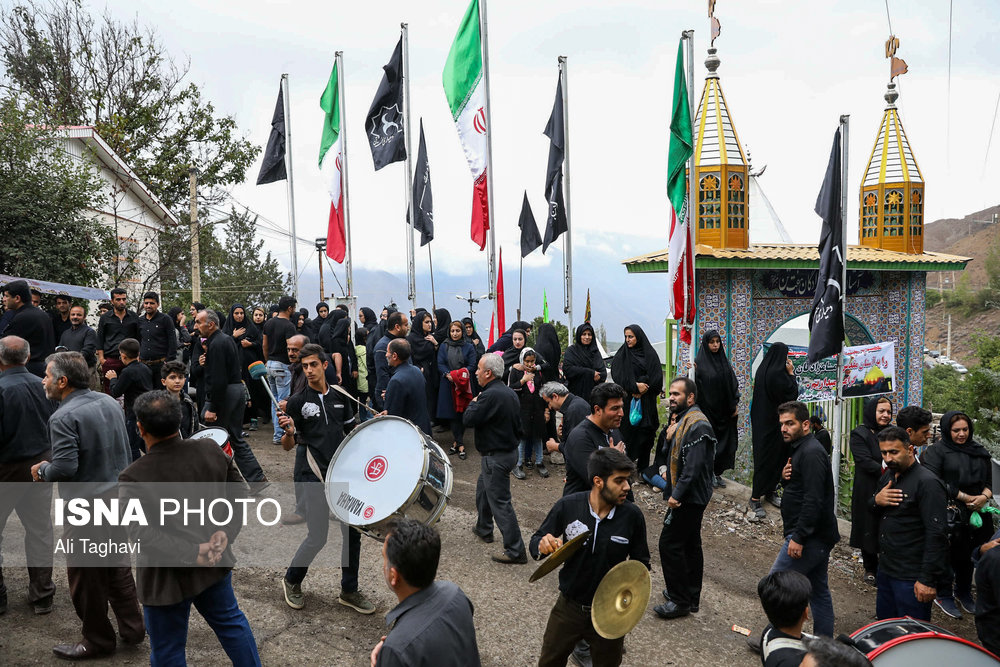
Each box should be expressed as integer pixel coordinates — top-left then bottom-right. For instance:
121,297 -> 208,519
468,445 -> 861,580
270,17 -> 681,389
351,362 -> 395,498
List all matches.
262,317 -> 297,364
96,309 -> 140,356
529,491 -> 650,605
285,385 -> 355,477
137,311 -> 177,360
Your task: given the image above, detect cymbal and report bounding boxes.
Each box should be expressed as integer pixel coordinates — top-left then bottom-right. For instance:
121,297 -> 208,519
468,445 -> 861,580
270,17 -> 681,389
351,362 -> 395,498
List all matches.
591,560 -> 651,639
528,530 -> 591,583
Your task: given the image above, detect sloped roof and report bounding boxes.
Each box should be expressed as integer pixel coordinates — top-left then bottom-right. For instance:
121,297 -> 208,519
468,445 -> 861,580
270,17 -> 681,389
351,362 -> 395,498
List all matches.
693,51 -> 748,169
622,243 -> 969,272
862,83 -> 923,186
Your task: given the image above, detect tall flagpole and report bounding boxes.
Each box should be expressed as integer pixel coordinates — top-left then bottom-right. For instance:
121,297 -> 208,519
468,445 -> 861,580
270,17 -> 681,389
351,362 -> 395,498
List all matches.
479,0 -> 498,324
683,30 -> 696,375
832,114 -> 850,506
559,55 -> 573,333
335,51 -> 356,331
281,73 -> 300,301
428,246 -> 437,311
401,24 -> 417,310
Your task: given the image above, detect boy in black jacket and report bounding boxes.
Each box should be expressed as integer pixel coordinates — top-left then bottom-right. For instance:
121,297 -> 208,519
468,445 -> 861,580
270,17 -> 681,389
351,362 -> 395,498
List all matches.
106,337 -> 152,460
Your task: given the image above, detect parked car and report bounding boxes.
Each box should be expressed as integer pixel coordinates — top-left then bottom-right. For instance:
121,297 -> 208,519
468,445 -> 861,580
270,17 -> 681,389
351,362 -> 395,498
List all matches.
929,350 -> 940,358
955,364 -> 968,374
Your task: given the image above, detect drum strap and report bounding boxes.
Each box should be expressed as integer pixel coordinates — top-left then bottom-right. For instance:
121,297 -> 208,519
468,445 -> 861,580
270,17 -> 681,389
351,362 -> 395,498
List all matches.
305,446 -> 325,482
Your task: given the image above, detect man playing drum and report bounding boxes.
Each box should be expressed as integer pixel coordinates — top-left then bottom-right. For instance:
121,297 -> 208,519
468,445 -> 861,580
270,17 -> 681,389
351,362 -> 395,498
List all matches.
530,447 -> 650,666
277,344 -> 375,615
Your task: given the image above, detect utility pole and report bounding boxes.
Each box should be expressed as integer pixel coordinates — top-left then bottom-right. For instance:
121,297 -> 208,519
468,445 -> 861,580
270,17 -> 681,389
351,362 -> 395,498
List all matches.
947,313 -> 952,359
316,238 -> 327,301
189,167 -> 201,302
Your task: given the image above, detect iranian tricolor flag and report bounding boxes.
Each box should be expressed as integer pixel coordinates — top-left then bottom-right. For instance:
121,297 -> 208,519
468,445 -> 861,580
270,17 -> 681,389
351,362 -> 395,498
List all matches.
666,39 -> 695,344
320,62 -> 347,263
443,0 -> 489,250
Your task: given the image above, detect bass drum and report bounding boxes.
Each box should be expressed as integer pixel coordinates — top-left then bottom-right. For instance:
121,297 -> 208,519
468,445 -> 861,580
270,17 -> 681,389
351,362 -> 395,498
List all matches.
325,416 -> 453,541
850,618 -> 1000,666
194,427 -> 233,459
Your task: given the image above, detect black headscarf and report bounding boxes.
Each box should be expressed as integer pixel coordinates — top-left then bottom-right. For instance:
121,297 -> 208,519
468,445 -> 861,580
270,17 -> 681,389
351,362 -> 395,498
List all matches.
610,324 -> 661,394
167,306 -> 184,331
861,396 -> 893,434
222,304 -> 262,364
432,308 -> 453,344
462,317 -> 485,357
562,322 -> 606,400
938,410 -> 990,458
360,307 -> 378,332
318,308 -> 348,352
407,311 -> 437,368
694,329 -> 739,423
501,328 -> 529,370
749,342 -> 800,497
533,323 -> 561,383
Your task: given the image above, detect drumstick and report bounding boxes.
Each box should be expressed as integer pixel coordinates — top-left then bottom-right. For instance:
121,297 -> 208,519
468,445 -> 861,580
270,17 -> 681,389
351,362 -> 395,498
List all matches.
331,383 -> 379,416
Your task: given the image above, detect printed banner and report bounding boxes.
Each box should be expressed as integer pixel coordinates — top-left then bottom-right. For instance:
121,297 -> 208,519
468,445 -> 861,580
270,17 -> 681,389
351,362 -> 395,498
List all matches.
762,341 -> 895,403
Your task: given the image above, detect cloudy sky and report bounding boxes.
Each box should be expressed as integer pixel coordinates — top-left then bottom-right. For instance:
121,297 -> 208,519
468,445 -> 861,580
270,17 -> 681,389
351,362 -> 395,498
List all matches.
102,0 -> 1000,301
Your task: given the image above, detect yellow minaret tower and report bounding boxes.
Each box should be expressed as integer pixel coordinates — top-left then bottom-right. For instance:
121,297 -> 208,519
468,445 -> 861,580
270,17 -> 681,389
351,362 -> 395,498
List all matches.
691,38 -> 750,250
859,39 -> 924,254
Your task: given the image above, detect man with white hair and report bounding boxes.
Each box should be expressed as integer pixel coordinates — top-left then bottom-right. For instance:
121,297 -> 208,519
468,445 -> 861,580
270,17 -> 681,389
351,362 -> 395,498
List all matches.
464,353 -> 526,564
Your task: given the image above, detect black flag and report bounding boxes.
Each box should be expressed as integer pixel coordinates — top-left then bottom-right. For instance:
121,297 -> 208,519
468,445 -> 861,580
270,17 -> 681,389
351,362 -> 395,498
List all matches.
518,192 -> 542,258
366,37 -> 406,171
256,85 -> 286,185
410,119 -> 433,246
807,128 -> 844,363
542,77 -> 568,254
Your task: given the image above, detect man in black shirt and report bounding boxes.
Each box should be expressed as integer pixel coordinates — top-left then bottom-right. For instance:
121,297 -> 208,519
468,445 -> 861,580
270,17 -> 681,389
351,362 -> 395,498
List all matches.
106,338 -> 153,461
540,381 -> 591,462
0,335 -> 56,615
59,306 -> 98,369
464,353 -> 526,564
382,339 -> 431,435
136,291 -> 176,384
50,295 -> 72,342
96,287 -> 139,391
373,312 -> 409,411
870,426 -> 948,621
769,401 -> 839,637
973,528 -> 1000,657
1,279 -> 55,377
195,309 -> 267,489
562,383 -> 627,495
655,376 -> 716,620
277,344 -> 374,615
263,296 -> 298,444
531,447 -> 649,666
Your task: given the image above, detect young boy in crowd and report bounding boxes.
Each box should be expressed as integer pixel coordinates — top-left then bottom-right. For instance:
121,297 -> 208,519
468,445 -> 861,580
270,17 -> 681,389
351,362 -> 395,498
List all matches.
105,337 -> 153,460
160,360 -> 200,438
751,570 -> 813,667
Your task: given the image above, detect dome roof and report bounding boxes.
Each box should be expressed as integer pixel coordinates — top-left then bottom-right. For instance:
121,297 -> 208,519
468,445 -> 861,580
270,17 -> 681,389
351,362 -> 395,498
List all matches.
692,48 -> 748,169
862,82 -> 923,187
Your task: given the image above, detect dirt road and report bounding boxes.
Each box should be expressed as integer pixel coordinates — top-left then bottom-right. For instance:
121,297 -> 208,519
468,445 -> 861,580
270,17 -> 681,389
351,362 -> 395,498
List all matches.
0,425 -> 984,665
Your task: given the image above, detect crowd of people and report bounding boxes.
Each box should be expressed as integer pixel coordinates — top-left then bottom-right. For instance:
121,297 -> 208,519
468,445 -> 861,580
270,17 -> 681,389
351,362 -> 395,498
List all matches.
0,278 -> 998,666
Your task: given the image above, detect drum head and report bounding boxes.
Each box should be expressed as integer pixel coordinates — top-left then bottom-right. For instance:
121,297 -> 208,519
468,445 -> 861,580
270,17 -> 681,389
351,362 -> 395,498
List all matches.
326,416 -> 428,526
195,427 -> 230,447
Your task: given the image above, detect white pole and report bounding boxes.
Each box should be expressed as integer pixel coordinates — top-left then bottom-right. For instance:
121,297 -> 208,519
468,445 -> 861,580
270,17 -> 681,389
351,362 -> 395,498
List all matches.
559,55 -> 573,334
336,52 -> 357,332
281,74 -> 299,301
683,30 -> 696,375
479,0 -> 498,322
832,114 -> 850,507
401,25 -> 417,310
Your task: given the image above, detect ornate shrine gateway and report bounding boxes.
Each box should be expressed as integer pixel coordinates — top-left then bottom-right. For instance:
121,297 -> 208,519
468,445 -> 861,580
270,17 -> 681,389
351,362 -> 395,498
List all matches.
622,6 -> 968,436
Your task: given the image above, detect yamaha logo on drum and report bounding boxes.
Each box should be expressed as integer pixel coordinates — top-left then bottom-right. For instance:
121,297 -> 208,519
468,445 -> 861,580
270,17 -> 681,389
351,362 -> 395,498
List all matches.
335,491 -> 364,517
365,456 -> 388,482
363,506 -> 375,520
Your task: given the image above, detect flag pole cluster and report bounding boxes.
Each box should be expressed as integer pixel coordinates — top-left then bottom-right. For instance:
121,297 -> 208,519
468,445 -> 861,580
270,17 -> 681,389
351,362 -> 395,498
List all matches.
666,38 -> 695,345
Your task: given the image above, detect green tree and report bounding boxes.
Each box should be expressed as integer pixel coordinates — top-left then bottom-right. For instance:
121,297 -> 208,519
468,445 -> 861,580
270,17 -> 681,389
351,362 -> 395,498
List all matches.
0,1 -> 260,212
0,96 -> 114,287
922,364 -> 969,414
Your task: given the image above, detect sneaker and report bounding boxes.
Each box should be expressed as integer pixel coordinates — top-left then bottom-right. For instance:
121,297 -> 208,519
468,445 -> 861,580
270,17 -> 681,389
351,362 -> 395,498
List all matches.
281,512 -> 305,526
748,499 -> 767,521
746,633 -> 762,654
957,592 -> 976,614
934,596 -> 962,619
524,460 -> 534,469
491,551 -> 528,564
764,492 -> 782,508
714,474 -> 727,488
249,479 -> 271,496
249,419 -> 258,431
338,590 -> 376,615
537,463 -> 550,478
282,578 -> 304,610
513,465 -> 526,480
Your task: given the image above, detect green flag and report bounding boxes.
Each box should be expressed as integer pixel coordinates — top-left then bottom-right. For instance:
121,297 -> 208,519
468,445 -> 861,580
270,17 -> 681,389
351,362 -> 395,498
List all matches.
543,289 -> 549,322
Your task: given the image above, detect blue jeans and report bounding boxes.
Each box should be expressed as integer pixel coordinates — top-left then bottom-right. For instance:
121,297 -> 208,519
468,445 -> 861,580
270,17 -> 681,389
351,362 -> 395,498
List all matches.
266,360 -> 291,443
875,570 -> 932,621
770,536 -> 835,636
641,471 -> 668,490
517,437 -> 543,467
143,571 -> 261,667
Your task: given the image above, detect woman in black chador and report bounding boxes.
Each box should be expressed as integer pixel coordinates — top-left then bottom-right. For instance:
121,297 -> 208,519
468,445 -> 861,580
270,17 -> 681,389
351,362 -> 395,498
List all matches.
562,322 -> 606,402
748,342 -> 798,520
610,324 -> 662,470
694,330 -> 740,488
849,396 -> 892,584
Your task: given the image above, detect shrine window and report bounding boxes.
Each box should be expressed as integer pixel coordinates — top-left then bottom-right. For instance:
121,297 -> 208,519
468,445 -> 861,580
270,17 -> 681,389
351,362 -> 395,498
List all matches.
883,189 -> 904,237
909,189 -> 923,237
861,191 -> 878,238
698,173 -> 721,229
727,174 -> 745,229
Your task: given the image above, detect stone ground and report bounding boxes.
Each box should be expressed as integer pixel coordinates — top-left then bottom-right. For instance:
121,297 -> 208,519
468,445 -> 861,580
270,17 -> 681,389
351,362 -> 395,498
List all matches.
0,424 -> 985,666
